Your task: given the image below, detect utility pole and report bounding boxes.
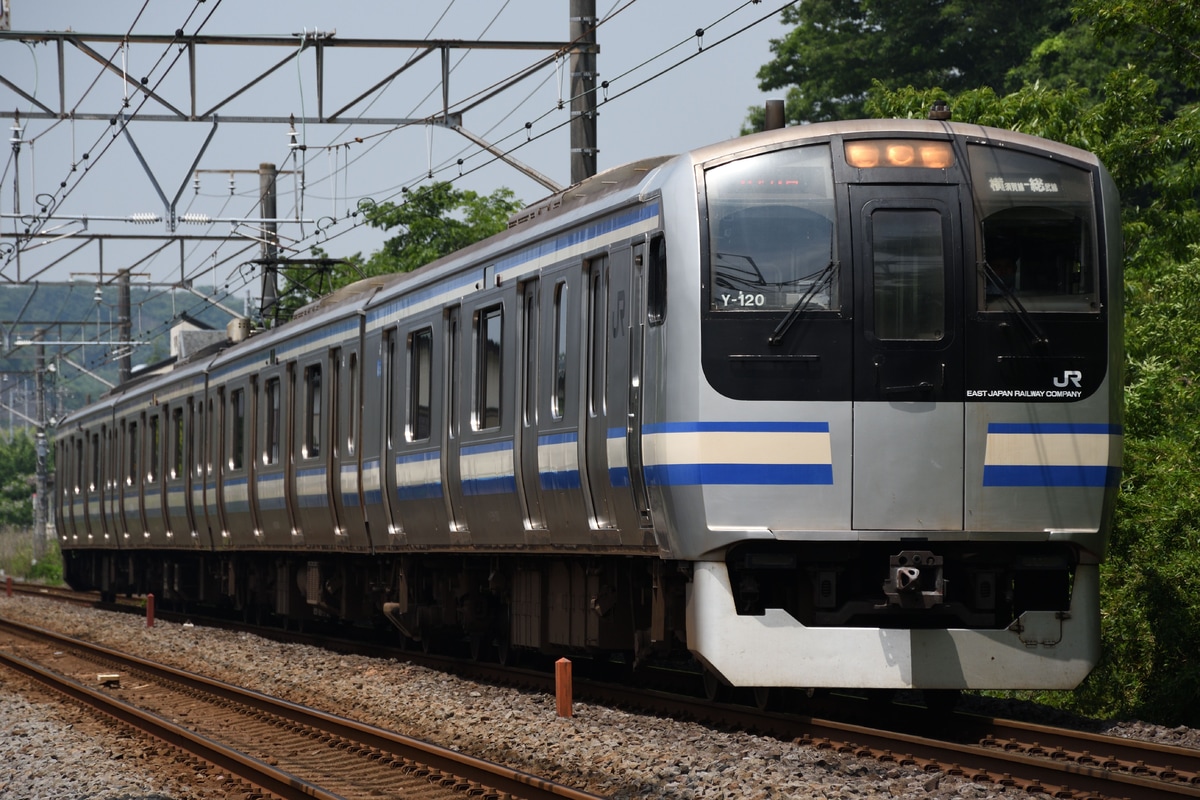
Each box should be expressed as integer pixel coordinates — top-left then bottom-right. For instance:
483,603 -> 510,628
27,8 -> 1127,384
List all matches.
570,0 -> 598,184
259,163 -> 279,325
116,269 -> 132,384
33,328 -> 47,562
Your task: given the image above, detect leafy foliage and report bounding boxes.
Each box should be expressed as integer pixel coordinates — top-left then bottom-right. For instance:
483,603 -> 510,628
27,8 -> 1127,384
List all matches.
362,182 -> 522,274
0,433 -> 37,527
749,0 -> 1071,127
273,182 -> 522,323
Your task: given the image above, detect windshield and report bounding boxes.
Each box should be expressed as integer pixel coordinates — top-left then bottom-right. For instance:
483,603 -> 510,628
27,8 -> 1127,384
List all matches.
968,145 -> 1098,313
706,145 -> 837,312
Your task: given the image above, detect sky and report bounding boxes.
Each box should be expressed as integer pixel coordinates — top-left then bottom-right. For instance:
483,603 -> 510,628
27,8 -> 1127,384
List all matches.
0,1 -> 795,305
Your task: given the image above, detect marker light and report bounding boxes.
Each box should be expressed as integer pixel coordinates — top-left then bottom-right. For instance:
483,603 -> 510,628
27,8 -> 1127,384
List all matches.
844,139 -> 954,169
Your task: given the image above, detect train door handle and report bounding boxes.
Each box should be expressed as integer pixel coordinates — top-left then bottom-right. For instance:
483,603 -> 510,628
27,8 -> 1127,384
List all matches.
877,363 -> 944,395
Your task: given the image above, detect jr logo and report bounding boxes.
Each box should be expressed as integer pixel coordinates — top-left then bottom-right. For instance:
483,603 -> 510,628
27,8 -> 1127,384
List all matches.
1053,370 -> 1083,388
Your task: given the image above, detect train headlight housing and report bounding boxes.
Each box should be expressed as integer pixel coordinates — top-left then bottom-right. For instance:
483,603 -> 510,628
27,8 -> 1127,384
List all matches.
844,139 -> 954,169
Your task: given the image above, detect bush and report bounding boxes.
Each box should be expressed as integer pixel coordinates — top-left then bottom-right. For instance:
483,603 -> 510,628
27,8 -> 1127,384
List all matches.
0,525 -> 62,584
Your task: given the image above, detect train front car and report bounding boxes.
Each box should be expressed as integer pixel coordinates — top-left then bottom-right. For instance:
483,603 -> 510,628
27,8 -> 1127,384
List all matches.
656,119 -> 1122,691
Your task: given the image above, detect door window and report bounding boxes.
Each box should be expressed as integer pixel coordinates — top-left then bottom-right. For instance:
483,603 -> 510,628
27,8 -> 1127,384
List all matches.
871,209 -> 945,341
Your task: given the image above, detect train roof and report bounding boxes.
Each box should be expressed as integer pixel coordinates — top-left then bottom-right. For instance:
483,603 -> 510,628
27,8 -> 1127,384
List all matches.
687,117 -> 1104,168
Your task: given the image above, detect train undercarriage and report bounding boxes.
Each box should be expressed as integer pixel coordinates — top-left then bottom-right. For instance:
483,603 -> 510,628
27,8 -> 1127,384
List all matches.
63,550 -> 691,666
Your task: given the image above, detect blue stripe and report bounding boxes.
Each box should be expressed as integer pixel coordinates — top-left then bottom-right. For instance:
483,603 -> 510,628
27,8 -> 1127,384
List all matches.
987,423 -> 1122,435
396,450 -> 439,465
463,475 -> 517,496
609,466 -> 631,487
643,421 -> 830,434
363,489 -> 383,505
540,470 -> 581,490
297,493 -> 329,508
397,483 -> 443,501
607,427 -> 625,439
258,496 -> 287,511
645,463 -> 834,486
983,465 -> 1120,487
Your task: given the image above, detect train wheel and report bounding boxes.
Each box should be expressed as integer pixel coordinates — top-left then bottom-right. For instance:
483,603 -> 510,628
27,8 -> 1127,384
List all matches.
702,669 -> 728,703
468,634 -> 486,662
496,636 -> 515,666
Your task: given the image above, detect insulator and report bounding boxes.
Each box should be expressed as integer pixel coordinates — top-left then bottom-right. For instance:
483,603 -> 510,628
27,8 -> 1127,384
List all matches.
178,213 -> 211,225
127,212 -> 161,224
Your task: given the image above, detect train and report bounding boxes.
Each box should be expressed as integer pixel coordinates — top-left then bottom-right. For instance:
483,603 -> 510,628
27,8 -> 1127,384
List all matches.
54,110 -> 1123,699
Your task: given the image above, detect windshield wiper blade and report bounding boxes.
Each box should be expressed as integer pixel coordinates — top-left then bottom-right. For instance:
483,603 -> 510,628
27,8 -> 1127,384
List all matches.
768,260 -> 838,345
980,260 -> 1048,348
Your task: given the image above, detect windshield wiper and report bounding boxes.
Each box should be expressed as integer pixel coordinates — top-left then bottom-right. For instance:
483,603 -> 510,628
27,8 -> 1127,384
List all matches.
980,260 -> 1048,348
714,252 -> 766,287
768,260 -> 838,345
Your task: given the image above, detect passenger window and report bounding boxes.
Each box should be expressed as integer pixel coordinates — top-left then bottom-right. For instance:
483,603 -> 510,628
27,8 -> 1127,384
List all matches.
171,408 -> 184,479
90,433 -> 100,492
347,353 -> 358,455
552,282 -> 568,420
148,414 -> 160,482
383,331 -> 396,449
74,438 -> 83,494
647,235 -> 667,325
475,307 -> 502,431
127,421 -> 138,486
408,328 -> 433,441
264,379 -> 281,465
230,389 -> 246,470
304,365 -> 322,458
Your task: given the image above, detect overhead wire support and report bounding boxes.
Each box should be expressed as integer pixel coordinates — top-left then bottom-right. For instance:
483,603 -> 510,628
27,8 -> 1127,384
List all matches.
0,31 -> 580,125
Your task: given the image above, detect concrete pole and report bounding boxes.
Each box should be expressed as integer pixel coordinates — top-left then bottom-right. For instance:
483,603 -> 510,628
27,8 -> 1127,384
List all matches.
569,0 -> 598,185
117,269 -> 131,385
259,163 -> 279,325
33,328 -> 47,562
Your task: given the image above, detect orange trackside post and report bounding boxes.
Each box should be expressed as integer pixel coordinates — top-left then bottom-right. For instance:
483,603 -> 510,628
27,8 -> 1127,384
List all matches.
555,658 -> 573,717
146,593 -> 155,627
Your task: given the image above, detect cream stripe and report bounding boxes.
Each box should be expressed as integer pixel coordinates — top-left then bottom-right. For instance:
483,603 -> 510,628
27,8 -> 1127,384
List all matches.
984,433 -> 1112,466
643,431 -> 833,466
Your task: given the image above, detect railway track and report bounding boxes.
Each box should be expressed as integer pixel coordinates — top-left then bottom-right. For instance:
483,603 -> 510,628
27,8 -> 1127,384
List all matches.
0,615 -> 603,800
5,584 -> 1200,799
574,682 -> 1200,800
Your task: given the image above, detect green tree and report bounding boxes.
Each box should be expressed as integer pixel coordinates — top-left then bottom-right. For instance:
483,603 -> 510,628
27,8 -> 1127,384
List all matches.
0,432 -> 37,527
749,0 -> 1071,127
361,182 -> 522,274
272,182 -> 522,323
1077,0 -> 1200,89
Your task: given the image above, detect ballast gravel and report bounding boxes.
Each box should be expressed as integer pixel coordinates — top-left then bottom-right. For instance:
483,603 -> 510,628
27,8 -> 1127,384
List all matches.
0,594 -> 1196,800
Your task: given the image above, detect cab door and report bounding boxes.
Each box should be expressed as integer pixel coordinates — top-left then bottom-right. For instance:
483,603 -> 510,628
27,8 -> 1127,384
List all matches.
850,185 -> 965,531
